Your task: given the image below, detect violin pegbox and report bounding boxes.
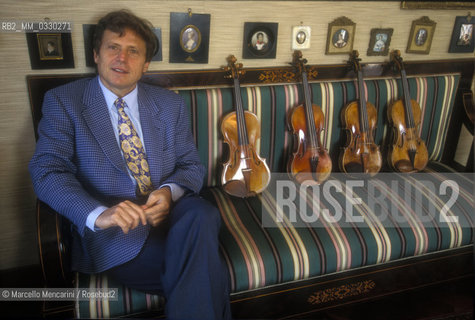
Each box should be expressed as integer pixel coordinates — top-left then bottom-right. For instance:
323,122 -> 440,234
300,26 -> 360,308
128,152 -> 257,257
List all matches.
291,50 -> 317,81
223,55 -> 246,80
390,49 -> 404,71
348,50 -> 362,73
291,50 -> 307,79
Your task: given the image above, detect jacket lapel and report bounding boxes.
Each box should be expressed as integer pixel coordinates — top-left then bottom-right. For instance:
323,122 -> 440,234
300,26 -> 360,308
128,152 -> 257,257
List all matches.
82,77 -> 127,173
138,84 -> 163,188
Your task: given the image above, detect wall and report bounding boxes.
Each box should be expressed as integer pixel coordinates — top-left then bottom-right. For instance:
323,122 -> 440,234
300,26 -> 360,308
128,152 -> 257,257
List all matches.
0,0 -> 473,270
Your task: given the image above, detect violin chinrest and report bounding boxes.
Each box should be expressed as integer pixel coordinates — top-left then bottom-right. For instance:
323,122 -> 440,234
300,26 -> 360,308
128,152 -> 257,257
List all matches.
344,161 -> 364,173
223,179 -> 257,198
394,159 -> 417,173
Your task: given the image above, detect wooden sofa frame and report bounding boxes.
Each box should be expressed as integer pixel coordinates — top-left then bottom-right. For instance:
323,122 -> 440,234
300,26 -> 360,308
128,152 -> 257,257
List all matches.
28,58 -> 474,318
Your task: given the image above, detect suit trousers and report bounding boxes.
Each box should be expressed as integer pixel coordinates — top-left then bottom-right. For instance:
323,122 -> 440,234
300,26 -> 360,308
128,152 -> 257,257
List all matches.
107,195 -> 232,320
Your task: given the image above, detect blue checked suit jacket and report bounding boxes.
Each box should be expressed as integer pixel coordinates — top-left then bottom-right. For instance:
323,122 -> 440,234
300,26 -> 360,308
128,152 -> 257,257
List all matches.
29,77 -> 205,273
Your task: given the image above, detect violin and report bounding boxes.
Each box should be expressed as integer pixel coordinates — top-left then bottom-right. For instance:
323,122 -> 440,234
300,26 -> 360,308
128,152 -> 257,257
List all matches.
221,55 -> 271,197
288,50 -> 332,184
387,50 -> 428,172
340,50 -> 382,176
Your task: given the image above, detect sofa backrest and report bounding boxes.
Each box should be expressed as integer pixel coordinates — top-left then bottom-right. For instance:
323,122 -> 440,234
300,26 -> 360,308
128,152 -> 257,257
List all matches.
27,59 -> 474,188
175,74 -> 460,187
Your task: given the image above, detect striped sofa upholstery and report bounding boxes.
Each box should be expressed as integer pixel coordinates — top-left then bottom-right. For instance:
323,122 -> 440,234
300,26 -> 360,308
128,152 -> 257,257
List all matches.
76,273 -> 165,318
75,74 -> 473,318
201,164 -> 473,293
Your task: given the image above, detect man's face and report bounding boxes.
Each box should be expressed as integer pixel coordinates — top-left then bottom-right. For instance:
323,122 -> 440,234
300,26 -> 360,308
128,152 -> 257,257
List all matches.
94,28 -> 150,97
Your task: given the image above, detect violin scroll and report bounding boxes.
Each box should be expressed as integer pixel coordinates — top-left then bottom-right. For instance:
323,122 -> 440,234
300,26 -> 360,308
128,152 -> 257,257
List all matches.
223,55 -> 246,80
390,49 -> 403,71
291,50 -> 308,76
348,50 -> 362,72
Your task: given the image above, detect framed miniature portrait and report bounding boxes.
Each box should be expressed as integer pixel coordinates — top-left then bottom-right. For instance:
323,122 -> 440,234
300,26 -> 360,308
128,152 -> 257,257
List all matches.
292,25 -> 311,50
449,14 -> 475,53
26,32 -> 74,69
243,22 -> 278,59
367,28 -> 393,56
406,16 -> 436,54
180,25 -> 200,53
37,34 -> 63,60
169,11 -> 210,63
151,27 -> 163,61
326,16 -> 356,55
83,24 -> 96,67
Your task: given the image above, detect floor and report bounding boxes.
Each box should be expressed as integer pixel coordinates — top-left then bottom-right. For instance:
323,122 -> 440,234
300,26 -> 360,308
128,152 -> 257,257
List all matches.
1,265 -> 43,318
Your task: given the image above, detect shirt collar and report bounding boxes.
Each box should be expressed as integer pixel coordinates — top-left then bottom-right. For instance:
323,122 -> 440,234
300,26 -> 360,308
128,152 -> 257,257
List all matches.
97,76 -> 139,112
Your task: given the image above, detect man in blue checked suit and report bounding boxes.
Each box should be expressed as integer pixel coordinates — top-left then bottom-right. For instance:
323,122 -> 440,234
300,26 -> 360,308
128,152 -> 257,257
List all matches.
29,10 -> 231,320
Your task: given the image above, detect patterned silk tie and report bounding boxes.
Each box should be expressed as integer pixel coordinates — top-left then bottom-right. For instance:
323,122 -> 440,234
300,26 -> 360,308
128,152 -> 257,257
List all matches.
115,98 -> 153,196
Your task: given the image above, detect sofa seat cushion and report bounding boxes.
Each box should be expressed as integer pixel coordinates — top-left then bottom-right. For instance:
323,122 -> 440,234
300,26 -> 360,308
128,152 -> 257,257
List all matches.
201,161 -> 474,293
75,273 -> 165,318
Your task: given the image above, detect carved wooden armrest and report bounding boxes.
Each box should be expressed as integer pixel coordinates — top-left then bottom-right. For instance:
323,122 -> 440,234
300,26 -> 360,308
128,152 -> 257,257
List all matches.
36,200 -> 73,288
462,91 -> 474,127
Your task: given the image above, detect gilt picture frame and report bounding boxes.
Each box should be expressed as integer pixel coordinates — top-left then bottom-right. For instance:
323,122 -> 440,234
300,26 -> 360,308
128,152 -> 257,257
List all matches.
326,16 -> 356,55
367,28 -> 393,56
406,16 -> 436,54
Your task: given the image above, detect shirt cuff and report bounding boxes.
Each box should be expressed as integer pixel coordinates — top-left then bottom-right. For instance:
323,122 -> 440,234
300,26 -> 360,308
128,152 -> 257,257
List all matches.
160,183 -> 185,202
86,206 -> 108,232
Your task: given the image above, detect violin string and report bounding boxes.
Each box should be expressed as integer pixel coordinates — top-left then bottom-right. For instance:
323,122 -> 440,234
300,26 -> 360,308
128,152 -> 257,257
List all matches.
234,77 -> 249,146
358,70 -> 369,137
401,69 -> 416,130
302,71 -> 318,150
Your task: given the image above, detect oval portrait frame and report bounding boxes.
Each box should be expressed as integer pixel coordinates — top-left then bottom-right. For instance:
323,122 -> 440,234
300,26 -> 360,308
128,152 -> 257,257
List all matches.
332,28 -> 349,49
180,24 -> 201,53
